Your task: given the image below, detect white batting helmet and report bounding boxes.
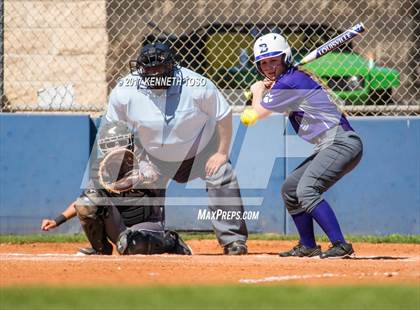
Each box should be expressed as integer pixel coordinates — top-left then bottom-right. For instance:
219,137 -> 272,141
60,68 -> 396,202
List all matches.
253,33 -> 293,67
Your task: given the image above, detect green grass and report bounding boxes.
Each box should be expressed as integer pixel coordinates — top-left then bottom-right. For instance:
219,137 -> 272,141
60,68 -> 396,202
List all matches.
1,233 -> 419,244
1,285 -> 419,310
0,234 -> 88,244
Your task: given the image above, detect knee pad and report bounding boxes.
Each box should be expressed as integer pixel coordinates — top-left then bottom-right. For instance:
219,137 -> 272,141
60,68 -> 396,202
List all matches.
75,189 -> 109,219
74,201 -> 98,220
117,230 -> 175,255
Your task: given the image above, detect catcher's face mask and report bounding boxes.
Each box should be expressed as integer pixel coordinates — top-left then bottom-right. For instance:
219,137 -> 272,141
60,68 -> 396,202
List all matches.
130,43 -> 177,89
98,134 -> 133,154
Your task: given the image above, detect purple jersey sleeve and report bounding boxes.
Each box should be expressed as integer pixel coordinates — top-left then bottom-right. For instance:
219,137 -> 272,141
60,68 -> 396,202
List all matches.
261,68 -> 353,142
261,80 -> 302,113
261,67 -> 322,113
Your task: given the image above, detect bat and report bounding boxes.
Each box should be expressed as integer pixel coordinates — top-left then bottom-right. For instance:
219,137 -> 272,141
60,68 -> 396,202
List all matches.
297,22 -> 365,65
244,22 -> 365,100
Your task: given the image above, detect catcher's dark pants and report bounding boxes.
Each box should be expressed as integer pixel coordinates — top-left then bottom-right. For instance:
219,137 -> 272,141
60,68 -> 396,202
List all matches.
281,127 -> 363,215
146,136 -> 248,247
104,206 -> 164,244
75,188 -> 166,254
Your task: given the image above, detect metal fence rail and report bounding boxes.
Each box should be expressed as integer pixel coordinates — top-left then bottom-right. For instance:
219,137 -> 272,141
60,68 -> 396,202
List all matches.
2,0 -> 419,116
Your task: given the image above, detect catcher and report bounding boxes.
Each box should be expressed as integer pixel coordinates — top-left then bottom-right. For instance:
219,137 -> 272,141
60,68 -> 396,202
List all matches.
41,121 -> 192,255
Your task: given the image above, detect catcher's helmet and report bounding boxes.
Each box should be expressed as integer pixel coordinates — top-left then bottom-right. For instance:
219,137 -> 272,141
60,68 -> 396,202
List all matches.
130,42 -> 177,79
253,33 -> 293,78
98,121 -> 134,154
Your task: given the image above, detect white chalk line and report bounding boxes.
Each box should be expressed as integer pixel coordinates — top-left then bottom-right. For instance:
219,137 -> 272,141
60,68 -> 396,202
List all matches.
0,253 -> 179,262
240,273 -> 345,283
253,254 -> 420,261
1,253 -> 419,262
2,253 -> 419,284
239,271 -> 417,284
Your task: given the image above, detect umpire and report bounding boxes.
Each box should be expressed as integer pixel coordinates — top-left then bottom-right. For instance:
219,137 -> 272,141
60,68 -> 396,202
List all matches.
104,42 -> 248,255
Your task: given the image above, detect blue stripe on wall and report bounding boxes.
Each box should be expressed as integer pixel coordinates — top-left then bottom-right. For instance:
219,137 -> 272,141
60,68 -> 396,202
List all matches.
0,114 -> 91,234
1,114 -> 418,235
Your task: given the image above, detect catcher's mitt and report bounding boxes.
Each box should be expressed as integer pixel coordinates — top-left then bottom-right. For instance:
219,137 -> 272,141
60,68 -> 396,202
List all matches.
98,148 -> 142,194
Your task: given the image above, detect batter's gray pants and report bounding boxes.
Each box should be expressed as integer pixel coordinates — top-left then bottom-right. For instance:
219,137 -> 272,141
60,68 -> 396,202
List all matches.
282,129 -> 363,215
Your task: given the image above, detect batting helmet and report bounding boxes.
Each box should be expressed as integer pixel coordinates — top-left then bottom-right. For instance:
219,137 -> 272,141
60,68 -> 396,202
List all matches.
97,121 -> 134,154
253,33 -> 293,76
130,42 -> 177,80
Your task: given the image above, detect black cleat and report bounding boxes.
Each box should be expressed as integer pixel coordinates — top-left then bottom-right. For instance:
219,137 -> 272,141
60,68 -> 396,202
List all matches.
279,243 -> 321,257
224,240 -> 248,255
78,247 -> 112,255
167,231 -> 193,255
320,241 -> 354,259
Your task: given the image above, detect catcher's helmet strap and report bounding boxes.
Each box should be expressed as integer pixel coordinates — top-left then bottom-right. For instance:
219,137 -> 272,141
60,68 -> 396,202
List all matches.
98,121 -> 134,154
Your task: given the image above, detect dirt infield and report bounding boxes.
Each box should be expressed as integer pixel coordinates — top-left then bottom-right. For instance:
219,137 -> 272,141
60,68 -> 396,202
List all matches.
1,240 -> 419,286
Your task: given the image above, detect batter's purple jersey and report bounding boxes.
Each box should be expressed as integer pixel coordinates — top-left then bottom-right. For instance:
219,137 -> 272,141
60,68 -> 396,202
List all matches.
261,67 -> 353,142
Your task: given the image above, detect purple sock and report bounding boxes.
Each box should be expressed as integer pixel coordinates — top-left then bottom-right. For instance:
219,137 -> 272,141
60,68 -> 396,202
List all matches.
291,212 -> 317,248
310,200 -> 345,243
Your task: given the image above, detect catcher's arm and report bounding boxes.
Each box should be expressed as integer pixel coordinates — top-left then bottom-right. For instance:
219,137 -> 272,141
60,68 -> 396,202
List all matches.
41,201 -> 77,231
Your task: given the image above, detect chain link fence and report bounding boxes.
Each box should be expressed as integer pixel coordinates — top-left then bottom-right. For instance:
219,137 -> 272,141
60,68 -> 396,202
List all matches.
1,0 -> 419,116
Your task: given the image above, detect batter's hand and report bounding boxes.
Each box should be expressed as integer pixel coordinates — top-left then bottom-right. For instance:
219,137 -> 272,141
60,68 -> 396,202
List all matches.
205,152 -> 228,177
250,79 -> 274,96
263,78 -> 275,89
41,219 -> 57,231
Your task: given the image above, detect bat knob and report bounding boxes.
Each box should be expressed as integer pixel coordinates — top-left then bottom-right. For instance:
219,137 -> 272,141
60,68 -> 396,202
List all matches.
243,90 -> 253,101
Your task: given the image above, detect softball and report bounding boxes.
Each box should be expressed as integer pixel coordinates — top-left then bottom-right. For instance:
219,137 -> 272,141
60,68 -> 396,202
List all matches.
240,108 -> 258,126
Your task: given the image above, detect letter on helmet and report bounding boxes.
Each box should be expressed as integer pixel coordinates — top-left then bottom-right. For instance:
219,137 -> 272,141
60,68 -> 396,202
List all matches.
253,33 -> 293,76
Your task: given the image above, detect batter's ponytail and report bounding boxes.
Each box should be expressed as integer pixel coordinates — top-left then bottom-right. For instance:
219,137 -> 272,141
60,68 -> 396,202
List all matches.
297,67 -> 348,116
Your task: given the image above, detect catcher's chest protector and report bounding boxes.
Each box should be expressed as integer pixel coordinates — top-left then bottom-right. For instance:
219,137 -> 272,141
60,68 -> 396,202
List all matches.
114,190 -> 153,226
